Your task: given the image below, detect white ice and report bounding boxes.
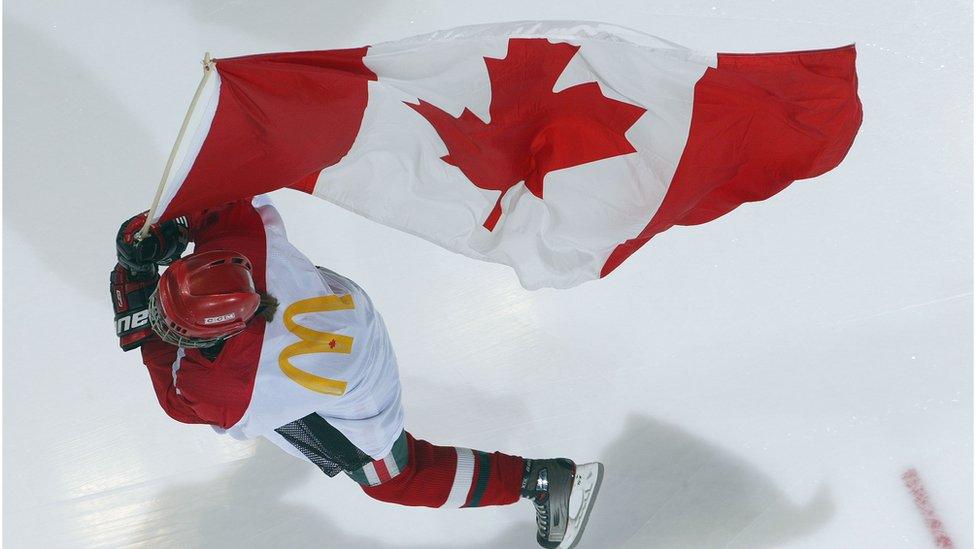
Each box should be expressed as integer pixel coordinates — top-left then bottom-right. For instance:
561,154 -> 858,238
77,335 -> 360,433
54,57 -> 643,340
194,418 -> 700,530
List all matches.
2,1 -> 972,547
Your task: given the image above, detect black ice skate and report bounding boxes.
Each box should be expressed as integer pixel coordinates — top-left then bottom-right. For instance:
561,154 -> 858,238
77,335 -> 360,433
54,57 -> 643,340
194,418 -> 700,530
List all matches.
521,458 -> 604,549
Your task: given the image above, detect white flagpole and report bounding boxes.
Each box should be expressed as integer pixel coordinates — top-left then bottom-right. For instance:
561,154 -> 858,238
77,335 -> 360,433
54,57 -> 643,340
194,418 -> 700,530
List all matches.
137,52 -> 216,240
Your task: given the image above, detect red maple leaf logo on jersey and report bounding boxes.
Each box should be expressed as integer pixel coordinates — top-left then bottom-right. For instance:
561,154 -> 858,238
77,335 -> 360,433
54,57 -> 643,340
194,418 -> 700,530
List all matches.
407,39 -> 646,231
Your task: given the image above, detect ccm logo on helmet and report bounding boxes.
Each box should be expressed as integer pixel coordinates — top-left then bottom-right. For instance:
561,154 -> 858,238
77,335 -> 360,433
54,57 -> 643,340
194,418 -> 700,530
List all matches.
204,313 -> 237,325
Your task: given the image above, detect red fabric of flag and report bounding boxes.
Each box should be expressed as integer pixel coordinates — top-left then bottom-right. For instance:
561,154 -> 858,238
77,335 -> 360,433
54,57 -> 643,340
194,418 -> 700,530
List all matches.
160,48 -> 377,221
601,45 -> 862,276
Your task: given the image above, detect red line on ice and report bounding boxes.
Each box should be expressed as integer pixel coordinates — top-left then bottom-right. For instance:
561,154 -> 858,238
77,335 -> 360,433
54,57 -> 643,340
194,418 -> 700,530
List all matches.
901,468 -> 954,548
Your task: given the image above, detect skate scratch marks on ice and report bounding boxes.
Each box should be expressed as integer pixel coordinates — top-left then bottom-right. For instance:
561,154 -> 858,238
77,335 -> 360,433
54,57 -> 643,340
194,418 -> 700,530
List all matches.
901,468 -> 954,548
828,292 -> 972,327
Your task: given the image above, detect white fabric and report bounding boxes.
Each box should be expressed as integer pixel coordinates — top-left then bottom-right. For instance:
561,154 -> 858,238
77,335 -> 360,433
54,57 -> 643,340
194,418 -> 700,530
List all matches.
170,347 -> 186,396
363,462 -> 381,486
444,447 -> 475,508
150,69 -> 222,225
383,454 -> 400,478
313,21 -> 714,288
225,196 -> 405,461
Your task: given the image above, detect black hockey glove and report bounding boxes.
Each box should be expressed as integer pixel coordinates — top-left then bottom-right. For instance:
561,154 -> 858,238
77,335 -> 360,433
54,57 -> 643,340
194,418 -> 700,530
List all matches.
110,263 -> 159,351
116,212 -> 189,276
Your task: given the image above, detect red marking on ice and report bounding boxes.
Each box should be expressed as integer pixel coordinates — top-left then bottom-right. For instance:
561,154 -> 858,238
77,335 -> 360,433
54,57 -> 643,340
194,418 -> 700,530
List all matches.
901,468 -> 954,548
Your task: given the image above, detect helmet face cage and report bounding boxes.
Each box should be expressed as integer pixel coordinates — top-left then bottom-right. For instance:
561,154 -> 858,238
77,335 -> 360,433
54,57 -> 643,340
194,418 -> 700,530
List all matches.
148,289 -> 234,349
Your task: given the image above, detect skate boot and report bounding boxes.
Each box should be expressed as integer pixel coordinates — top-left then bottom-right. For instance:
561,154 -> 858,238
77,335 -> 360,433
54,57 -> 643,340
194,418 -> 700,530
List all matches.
521,458 -> 604,549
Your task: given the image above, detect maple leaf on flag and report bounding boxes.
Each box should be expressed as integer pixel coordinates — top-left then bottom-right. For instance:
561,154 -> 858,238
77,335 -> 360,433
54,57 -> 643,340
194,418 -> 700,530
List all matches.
407,39 -> 647,231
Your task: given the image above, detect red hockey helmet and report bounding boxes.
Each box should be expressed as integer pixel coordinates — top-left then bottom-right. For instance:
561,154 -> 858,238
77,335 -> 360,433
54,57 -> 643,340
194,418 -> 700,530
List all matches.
149,250 -> 261,348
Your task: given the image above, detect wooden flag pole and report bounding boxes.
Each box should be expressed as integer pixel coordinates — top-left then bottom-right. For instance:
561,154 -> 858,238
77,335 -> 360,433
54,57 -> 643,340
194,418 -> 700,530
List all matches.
137,52 -> 216,240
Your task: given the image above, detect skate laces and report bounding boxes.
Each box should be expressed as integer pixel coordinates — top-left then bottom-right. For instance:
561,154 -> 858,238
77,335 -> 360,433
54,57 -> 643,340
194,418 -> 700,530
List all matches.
529,467 -> 552,537
534,496 -> 550,536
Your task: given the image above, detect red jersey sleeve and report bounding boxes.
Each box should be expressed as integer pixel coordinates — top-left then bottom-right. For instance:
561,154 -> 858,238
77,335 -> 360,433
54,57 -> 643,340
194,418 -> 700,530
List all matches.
140,339 -> 211,425
137,197 -> 268,429
183,198 -> 261,245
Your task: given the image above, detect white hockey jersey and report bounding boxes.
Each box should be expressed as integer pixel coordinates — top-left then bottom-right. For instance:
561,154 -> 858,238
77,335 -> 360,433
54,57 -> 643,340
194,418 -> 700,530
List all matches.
141,196 -> 404,460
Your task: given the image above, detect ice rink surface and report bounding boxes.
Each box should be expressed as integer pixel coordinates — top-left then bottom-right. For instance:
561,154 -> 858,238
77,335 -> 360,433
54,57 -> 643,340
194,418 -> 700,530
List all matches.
2,1 -> 972,547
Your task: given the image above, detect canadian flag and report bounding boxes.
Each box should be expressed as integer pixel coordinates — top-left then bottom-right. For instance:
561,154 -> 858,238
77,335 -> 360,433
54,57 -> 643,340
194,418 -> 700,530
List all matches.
150,21 -> 862,289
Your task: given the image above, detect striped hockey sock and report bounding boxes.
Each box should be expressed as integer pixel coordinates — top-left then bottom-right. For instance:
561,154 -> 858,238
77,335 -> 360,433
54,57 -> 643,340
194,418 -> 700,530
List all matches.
346,431 -> 411,486
354,431 -> 525,508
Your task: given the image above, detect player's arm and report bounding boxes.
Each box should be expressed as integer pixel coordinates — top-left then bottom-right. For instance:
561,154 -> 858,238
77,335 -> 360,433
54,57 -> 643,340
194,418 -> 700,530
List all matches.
111,209 -> 245,425
110,199 -> 260,347
110,261 -> 208,424
110,212 -> 189,351
139,338 -> 210,424
180,197 -> 263,243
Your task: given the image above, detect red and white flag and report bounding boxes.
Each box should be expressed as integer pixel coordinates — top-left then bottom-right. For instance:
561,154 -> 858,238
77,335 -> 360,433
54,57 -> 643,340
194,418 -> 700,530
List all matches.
150,21 -> 862,289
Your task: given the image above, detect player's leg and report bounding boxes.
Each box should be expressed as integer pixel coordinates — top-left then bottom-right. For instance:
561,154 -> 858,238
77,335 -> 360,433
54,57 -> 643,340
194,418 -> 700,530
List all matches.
349,431 -> 604,549
349,430 -> 524,507
271,414 -> 602,548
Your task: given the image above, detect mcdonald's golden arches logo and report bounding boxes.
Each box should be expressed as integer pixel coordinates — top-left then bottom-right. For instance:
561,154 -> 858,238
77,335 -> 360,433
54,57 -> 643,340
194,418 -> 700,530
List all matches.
278,294 -> 355,395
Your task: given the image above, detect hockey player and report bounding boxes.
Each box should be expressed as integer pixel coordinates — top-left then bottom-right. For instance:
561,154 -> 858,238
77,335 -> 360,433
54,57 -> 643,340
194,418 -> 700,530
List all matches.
110,195 -> 602,548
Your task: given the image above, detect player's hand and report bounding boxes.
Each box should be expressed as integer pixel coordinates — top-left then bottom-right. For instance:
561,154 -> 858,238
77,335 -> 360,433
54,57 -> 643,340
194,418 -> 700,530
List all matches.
110,263 -> 159,351
116,212 -> 189,275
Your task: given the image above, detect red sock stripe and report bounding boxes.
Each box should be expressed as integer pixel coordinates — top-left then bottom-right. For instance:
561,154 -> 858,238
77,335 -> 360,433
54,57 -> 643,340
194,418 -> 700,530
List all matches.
361,432 -> 525,508
373,458 -> 392,483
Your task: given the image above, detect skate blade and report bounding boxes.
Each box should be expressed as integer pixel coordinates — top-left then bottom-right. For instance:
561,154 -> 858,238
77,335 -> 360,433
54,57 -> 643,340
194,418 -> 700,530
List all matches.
558,462 -> 604,549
